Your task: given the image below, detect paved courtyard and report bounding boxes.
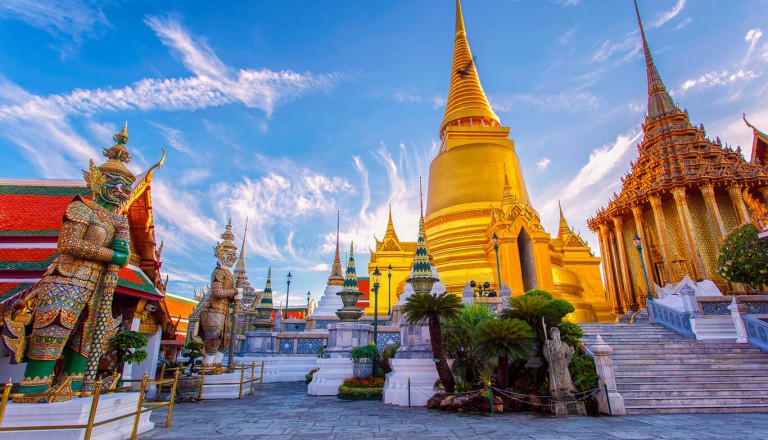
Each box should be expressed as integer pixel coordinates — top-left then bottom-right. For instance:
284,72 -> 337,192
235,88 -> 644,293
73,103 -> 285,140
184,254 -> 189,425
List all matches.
140,382 -> 768,439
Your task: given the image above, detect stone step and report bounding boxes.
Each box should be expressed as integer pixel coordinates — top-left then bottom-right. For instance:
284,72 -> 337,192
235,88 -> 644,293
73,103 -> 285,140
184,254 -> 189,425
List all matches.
611,353 -> 764,360
626,404 -> 768,414
622,389 -> 768,398
626,396 -> 768,406
613,363 -> 768,372
595,344 -> 759,352
617,374 -> 768,383
614,357 -> 768,365
622,382 -> 768,391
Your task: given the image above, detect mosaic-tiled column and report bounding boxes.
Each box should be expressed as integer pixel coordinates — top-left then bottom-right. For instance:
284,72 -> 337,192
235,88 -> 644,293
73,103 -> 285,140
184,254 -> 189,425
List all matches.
631,204 -> 655,305
649,195 -> 673,281
671,187 -> 707,280
700,184 -> 726,242
612,216 -> 636,311
727,184 -> 751,225
598,223 -> 623,314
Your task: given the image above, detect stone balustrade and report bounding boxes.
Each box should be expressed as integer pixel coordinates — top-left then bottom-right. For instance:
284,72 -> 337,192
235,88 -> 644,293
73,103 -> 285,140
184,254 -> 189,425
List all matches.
647,300 -> 695,337
743,315 -> 768,352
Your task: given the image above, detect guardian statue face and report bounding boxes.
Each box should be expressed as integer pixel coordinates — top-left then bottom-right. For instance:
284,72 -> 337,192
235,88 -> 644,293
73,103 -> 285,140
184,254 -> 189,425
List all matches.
99,173 -> 133,206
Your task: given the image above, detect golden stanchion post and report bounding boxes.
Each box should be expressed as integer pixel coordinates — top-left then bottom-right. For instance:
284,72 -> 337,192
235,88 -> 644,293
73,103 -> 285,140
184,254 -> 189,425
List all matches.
259,361 -> 265,392
83,381 -> 102,440
166,371 -> 179,428
238,363 -> 245,399
157,364 -> 166,398
198,365 -> 205,402
131,373 -> 148,439
0,378 -> 12,427
249,362 -> 255,395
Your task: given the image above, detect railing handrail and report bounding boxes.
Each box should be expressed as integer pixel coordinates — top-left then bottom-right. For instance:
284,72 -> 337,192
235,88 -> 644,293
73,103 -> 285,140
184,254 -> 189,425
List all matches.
0,370 -> 179,439
647,300 -> 695,337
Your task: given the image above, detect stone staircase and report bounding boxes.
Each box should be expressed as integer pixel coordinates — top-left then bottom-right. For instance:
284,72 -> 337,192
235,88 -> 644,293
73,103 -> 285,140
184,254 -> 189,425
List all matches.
580,322 -> 768,414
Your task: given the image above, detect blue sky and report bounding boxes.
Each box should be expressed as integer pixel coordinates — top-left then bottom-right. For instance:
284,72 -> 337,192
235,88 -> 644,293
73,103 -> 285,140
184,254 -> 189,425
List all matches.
1,0 -> 767,306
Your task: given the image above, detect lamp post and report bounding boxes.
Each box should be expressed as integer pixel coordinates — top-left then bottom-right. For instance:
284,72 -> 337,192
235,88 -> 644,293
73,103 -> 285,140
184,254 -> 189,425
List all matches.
306,290 -> 311,316
387,264 -> 392,315
633,234 -> 653,303
371,267 -> 382,376
492,232 -> 501,290
284,271 -> 292,319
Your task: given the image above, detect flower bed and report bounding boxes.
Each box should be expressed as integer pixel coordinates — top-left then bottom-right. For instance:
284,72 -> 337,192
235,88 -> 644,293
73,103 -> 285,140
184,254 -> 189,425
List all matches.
337,377 -> 384,400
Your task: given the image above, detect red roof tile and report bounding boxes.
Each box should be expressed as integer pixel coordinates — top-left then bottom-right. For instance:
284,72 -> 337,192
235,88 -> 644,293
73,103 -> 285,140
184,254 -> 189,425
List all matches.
0,248 -> 58,270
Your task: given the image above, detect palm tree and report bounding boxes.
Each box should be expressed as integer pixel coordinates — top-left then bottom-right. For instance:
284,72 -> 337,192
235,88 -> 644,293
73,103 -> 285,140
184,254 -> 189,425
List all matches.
473,318 -> 535,389
501,294 -> 559,343
403,292 -> 462,392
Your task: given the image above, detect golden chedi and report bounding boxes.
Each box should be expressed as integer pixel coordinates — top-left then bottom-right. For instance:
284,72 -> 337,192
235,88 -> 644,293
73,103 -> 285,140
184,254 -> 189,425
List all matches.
369,0 -> 614,322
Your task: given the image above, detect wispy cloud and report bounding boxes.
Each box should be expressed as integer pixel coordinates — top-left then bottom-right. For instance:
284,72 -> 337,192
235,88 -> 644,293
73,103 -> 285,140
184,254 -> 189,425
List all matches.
0,0 -> 109,56
537,158 -> 551,170
558,28 -> 577,45
680,70 -> 760,93
148,122 -> 192,155
674,17 -> 693,31
394,91 -> 446,110
556,0 -> 580,6
744,29 -> 764,67
491,91 -> 600,113
648,0 -> 686,29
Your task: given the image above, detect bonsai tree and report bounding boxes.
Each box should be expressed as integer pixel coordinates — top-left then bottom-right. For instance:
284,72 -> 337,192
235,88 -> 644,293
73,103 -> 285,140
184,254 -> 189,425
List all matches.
718,223 -> 768,290
403,292 -> 462,393
473,318 -> 535,389
350,343 -> 379,363
183,341 -> 204,375
110,330 -> 148,377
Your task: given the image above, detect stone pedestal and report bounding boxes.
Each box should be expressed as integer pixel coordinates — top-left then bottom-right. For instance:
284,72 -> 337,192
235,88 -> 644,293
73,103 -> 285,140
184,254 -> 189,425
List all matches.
551,393 -> 587,416
383,359 -> 439,407
395,318 -> 432,359
307,358 -> 352,396
0,392 -> 153,439
589,335 -> 626,416
236,356 -> 318,383
239,331 -> 278,357
324,323 -> 370,358
729,297 -> 749,343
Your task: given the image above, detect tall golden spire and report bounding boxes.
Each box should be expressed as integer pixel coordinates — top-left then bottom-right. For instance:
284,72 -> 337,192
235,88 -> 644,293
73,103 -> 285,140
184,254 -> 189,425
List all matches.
383,204 -> 399,241
557,201 -> 571,239
500,166 -> 516,208
634,0 -> 679,120
440,0 -> 499,137
328,211 -> 344,286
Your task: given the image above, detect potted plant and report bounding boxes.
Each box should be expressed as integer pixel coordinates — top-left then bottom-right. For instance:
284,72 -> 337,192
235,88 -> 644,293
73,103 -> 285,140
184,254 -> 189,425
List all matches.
350,344 -> 379,379
110,330 -> 148,381
176,341 -> 205,400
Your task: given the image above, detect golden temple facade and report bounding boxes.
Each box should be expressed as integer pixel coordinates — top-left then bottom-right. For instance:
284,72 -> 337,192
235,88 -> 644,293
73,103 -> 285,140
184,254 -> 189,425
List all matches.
368,0 -> 614,322
587,2 -> 768,313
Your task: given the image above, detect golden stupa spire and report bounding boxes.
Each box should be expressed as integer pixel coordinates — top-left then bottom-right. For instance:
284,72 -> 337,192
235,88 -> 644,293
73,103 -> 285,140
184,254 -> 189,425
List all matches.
328,211 -> 344,286
383,204 -> 399,241
440,0 -> 500,137
500,165 -> 516,208
557,201 -> 571,239
634,0 -> 679,120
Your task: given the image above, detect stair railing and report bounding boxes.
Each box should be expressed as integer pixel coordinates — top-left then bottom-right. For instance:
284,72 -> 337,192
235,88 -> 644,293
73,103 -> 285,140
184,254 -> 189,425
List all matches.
647,300 -> 695,337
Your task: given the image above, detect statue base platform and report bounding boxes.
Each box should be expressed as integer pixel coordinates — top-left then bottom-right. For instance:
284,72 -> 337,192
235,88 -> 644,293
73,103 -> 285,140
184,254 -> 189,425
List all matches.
199,371 -> 254,400
307,358 -> 352,396
239,331 -> 278,357
325,322 -> 370,358
236,356 -> 318,383
0,392 -> 153,440
383,358 -> 439,407
551,393 -> 587,416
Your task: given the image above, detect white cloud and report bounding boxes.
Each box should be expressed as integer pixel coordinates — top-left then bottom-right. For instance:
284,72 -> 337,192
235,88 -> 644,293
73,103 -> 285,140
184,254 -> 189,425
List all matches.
148,122 -> 192,155
680,70 -> 760,93
179,168 -> 211,185
648,0 -> 686,29
744,28 -> 764,66
558,28 -> 576,45
537,158 -> 551,170
491,91 -> 600,113
0,0 -> 109,55
674,17 -> 693,31
589,34 -> 641,66
145,15 -> 227,79
556,0 -> 580,6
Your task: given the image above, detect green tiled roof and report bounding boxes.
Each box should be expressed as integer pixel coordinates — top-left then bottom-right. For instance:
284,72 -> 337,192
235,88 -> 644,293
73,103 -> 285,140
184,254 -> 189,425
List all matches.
0,185 -> 90,196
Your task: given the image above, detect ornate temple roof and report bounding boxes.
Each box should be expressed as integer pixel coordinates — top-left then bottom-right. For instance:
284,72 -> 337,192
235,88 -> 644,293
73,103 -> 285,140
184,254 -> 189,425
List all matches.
588,2 -> 768,226
440,0 -> 500,137
745,114 -> 768,166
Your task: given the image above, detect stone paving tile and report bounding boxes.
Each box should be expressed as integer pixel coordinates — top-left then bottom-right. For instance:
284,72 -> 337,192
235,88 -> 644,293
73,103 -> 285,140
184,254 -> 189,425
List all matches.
140,382 -> 768,440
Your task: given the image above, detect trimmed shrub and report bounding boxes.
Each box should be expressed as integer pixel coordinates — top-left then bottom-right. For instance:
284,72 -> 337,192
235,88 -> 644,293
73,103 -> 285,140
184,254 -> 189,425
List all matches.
718,223 -> 768,288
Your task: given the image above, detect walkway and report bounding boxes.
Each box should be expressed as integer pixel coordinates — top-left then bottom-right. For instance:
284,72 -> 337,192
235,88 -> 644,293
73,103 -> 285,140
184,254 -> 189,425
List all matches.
140,382 -> 768,439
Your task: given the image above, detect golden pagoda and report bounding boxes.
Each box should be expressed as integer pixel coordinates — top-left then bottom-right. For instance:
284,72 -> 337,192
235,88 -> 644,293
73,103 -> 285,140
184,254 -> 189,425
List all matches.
368,0 -> 614,322
587,1 -> 768,313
